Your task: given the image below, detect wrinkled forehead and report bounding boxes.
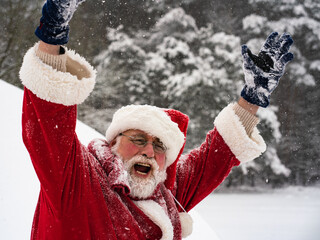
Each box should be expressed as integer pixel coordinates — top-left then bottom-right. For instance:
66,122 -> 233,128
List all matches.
122,129 -> 162,142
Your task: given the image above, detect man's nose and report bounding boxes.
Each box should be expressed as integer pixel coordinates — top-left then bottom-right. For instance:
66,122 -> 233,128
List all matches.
141,142 -> 155,158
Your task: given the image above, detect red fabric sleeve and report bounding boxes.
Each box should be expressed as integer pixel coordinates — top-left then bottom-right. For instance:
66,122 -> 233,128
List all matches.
22,88 -> 83,212
174,128 -> 240,212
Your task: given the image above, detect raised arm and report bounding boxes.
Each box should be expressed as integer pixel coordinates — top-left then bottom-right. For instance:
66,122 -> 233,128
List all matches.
174,32 -> 294,212
21,0 -> 95,209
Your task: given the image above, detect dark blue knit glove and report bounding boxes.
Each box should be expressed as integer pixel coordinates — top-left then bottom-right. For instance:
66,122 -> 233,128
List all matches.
241,32 -> 294,108
35,0 -> 85,45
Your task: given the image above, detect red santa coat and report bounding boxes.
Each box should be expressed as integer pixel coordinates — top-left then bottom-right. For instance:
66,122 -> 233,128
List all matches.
20,43 -> 266,240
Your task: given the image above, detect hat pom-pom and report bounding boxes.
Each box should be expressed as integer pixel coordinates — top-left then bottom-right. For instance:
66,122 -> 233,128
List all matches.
179,212 -> 193,238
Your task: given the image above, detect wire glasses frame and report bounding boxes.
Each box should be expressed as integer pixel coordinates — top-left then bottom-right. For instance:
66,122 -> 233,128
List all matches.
119,133 -> 167,154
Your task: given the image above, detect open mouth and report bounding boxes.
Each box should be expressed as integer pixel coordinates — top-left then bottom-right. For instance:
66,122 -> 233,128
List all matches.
134,163 -> 152,176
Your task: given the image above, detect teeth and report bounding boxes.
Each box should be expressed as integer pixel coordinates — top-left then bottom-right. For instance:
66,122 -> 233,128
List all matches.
137,163 -> 151,167
136,170 -> 148,175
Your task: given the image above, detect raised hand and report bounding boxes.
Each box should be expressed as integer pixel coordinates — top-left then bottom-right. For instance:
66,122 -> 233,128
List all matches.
35,0 -> 86,45
241,32 -> 294,108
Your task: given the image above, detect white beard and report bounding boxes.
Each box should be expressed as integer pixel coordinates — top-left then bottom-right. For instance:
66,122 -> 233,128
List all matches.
123,155 -> 167,199
111,140 -> 167,199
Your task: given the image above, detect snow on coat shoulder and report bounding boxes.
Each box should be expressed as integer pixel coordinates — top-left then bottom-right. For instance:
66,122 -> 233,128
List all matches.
19,42 -> 96,106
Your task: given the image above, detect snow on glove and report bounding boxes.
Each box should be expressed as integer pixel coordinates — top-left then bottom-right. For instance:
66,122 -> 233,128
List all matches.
241,32 -> 294,108
35,0 -> 85,45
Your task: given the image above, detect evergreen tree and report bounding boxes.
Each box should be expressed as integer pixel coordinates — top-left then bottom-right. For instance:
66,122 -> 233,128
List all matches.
0,0 -> 42,86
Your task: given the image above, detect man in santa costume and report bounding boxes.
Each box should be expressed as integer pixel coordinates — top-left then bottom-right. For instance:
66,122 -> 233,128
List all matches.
20,0 -> 294,239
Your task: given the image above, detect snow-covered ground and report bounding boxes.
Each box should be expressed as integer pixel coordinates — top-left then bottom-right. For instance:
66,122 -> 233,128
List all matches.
195,187 -> 320,240
1,79 -> 319,240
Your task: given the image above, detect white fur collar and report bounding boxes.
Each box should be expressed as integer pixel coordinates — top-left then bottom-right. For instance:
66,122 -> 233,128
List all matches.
133,200 -> 174,240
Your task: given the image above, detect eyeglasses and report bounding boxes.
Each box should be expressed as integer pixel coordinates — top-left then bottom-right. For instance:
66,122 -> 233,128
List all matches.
119,133 -> 167,154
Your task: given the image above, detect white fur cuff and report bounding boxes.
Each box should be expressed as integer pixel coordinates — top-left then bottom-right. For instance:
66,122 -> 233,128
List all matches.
19,42 -> 96,106
214,103 -> 266,163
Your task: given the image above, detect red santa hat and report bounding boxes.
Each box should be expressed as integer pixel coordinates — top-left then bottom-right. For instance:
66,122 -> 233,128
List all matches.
105,105 -> 189,171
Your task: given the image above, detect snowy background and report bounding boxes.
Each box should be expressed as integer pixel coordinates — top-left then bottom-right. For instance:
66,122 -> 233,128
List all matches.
1,0 -> 320,238
1,80 -> 320,239
2,0 -> 320,191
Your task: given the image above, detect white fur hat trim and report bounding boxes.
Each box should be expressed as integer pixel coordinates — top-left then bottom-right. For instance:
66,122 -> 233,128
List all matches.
105,105 -> 185,167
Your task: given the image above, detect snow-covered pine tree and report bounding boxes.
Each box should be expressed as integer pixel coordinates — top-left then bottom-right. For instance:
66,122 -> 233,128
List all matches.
1,0 -> 42,86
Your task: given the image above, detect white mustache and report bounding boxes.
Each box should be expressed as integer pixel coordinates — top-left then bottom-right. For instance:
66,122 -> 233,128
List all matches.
123,155 -> 167,199
124,155 -> 158,174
